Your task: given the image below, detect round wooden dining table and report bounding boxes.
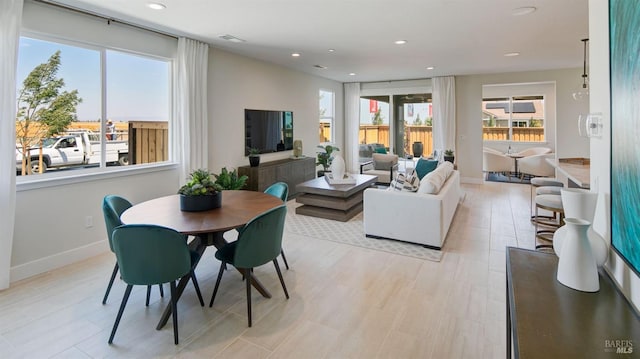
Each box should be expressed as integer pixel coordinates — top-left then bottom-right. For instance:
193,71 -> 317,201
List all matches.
121,190 -> 284,329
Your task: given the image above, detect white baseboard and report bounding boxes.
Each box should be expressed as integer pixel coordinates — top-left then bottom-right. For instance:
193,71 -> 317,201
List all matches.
461,176 -> 483,185
10,240 -> 110,283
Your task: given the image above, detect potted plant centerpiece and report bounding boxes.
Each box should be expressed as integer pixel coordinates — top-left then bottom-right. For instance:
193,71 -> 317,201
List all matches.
444,149 -> 455,163
248,148 -> 260,167
214,167 -> 248,190
178,169 -> 223,211
316,145 -> 339,177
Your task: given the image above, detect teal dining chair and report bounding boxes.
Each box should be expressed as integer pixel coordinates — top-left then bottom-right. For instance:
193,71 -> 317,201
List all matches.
264,182 -> 290,269
102,195 -> 163,306
109,224 -> 203,345
209,205 -> 289,327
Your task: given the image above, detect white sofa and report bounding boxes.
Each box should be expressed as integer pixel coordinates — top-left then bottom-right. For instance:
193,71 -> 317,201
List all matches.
363,166 -> 461,249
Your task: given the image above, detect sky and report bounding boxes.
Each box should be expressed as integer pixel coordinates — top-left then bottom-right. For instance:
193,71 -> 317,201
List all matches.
358,100 -> 432,125
16,37 -> 169,123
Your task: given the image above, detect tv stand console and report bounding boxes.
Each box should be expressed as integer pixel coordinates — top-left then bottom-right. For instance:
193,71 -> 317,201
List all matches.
238,157 -> 315,199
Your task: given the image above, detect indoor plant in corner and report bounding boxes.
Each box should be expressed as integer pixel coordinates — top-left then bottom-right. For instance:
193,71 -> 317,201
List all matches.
178,169 -> 223,212
444,149 -> 455,163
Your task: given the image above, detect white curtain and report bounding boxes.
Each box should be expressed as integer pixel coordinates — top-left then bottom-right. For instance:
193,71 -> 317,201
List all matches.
174,37 -> 209,184
0,0 -> 23,290
344,82 -> 361,173
432,76 -> 456,155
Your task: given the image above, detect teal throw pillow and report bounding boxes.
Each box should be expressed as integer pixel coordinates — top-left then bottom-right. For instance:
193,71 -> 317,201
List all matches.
374,147 -> 387,154
415,158 -> 438,179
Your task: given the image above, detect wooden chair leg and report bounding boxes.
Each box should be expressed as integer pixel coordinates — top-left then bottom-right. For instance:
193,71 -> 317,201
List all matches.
209,262 -> 226,307
245,268 -> 253,327
158,283 -> 164,298
170,281 -> 179,345
109,284 -> 132,344
273,259 -> 289,299
190,271 -> 204,306
280,249 -> 290,270
103,262 -> 119,305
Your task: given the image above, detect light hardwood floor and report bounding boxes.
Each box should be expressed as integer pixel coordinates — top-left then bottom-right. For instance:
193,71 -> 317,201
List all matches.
0,181 -> 537,358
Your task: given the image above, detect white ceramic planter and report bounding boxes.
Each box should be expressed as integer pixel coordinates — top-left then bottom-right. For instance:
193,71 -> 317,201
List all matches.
554,188 -> 608,266
556,218 -> 599,292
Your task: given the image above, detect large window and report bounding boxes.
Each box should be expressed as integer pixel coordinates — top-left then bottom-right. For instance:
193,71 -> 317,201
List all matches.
15,36 -> 170,176
482,96 -> 545,142
319,89 -> 334,143
359,96 -> 390,158
393,94 -> 432,157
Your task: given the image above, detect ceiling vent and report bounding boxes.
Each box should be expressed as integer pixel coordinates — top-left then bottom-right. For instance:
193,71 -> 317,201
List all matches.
218,34 -> 246,43
313,65 -> 328,69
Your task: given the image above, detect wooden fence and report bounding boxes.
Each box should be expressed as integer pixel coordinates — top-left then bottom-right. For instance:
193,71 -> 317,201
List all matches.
357,125 -> 434,156
14,120 -> 168,165
128,121 -> 168,164
483,127 -> 545,142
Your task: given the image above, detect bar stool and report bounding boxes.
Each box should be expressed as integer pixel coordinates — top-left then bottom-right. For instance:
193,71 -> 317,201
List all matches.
536,186 -> 562,196
529,177 -> 563,218
534,194 -> 564,251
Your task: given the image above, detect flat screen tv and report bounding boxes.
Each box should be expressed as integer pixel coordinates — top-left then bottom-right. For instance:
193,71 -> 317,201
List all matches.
244,109 -> 293,156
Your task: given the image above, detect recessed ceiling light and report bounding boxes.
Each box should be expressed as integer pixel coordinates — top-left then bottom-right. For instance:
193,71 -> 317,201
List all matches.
147,2 -> 166,10
349,73 -> 356,76
395,40 -> 408,45
512,6 -> 537,16
328,49 -> 335,52
426,66 -> 435,70
504,52 -> 520,57
291,53 -> 301,57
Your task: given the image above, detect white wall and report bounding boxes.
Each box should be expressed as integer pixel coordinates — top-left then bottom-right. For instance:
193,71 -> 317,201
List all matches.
12,167 -> 180,281
455,68 -> 589,183
207,48 -> 344,172
590,0 -> 640,310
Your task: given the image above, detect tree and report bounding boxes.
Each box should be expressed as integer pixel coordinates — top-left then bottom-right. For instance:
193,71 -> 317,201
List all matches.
16,51 -> 82,175
413,113 -> 422,125
372,109 -> 384,125
424,117 -> 433,126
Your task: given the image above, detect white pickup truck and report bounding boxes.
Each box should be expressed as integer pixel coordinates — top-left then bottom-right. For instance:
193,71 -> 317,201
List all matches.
16,131 -> 129,173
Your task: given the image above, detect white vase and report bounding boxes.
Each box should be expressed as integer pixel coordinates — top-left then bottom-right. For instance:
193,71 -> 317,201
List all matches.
556,218 -> 599,292
553,188 -> 608,266
330,153 -> 346,179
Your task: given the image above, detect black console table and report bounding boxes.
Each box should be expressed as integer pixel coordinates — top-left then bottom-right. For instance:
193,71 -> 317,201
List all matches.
506,247 -> 640,358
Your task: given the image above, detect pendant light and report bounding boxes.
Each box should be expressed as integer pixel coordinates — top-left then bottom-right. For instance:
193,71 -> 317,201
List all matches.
572,38 -> 589,101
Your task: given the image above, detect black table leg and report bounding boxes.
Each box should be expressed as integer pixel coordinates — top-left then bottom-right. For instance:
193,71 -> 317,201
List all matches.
156,231 -> 272,330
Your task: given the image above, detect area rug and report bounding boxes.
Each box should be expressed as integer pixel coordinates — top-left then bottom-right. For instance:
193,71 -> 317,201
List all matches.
486,172 -> 530,184
284,202 -> 443,262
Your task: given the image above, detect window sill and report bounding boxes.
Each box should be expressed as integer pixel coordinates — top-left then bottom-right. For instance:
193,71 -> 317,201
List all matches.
16,162 -> 179,192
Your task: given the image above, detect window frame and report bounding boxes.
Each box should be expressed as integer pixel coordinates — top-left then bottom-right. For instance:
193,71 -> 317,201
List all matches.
15,31 -> 175,187
482,95 -> 546,143
319,89 -> 335,144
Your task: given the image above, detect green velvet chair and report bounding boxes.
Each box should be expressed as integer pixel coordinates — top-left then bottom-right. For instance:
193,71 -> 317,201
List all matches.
102,195 -> 163,306
209,205 -> 289,327
109,224 -> 204,345
264,182 -> 290,270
